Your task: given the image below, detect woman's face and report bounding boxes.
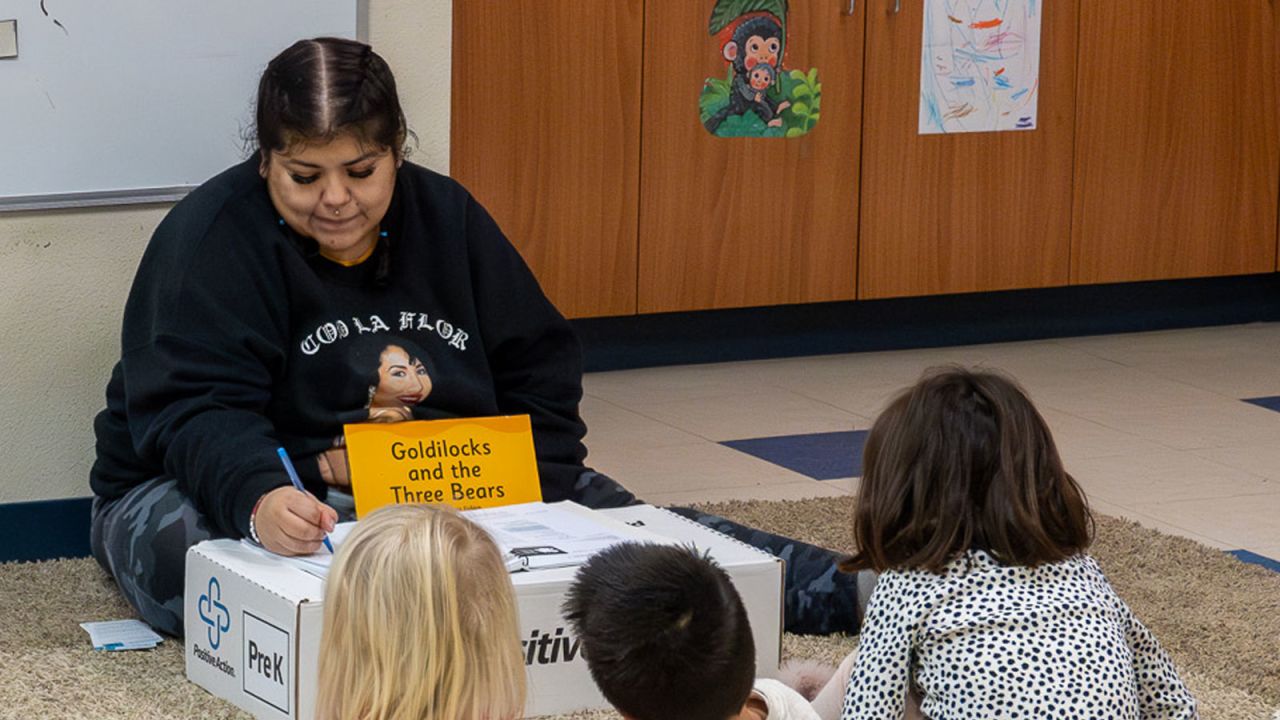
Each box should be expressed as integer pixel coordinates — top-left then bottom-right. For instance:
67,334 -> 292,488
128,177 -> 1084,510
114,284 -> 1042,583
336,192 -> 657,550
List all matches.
262,133 -> 398,263
371,345 -> 431,409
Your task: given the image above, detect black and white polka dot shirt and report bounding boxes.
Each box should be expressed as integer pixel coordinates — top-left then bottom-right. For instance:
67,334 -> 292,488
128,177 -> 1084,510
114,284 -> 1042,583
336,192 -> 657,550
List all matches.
841,551 -> 1197,719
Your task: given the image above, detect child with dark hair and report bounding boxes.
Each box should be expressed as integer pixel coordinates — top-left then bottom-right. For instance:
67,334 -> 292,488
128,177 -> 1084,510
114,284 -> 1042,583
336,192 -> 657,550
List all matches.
564,542 -> 841,720
839,367 -> 1197,719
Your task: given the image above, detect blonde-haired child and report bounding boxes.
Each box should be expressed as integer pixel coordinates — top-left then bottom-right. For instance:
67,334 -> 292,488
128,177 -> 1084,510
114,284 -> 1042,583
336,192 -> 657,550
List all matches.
316,503 -> 526,720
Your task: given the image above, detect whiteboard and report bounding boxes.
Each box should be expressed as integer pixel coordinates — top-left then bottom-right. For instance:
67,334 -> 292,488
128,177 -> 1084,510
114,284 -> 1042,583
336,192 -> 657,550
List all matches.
0,1 -> 358,211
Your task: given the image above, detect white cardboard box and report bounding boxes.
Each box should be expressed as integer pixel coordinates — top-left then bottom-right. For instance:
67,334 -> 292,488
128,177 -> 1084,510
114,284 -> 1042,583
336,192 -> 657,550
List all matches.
185,503 -> 783,719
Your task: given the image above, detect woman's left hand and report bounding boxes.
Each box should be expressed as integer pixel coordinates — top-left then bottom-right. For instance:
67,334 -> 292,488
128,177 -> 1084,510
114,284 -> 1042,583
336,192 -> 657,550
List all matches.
318,446 -> 351,488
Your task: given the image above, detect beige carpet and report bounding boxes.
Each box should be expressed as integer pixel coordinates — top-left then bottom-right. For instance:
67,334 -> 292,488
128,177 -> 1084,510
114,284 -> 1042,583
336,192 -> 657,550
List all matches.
2,497 -> 1277,719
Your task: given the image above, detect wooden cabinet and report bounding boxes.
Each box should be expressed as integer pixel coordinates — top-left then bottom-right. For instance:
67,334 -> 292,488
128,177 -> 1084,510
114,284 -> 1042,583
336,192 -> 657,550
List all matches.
451,1 -> 643,319
453,1 -> 1280,318
637,0 -> 863,313
453,0 -> 862,316
1071,0 -> 1280,283
857,0 -> 1078,299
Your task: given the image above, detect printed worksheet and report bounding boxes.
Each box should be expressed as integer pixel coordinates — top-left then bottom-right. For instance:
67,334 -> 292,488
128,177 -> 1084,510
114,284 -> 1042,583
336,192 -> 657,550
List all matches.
261,502 -> 667,578
467,502 -> 669,572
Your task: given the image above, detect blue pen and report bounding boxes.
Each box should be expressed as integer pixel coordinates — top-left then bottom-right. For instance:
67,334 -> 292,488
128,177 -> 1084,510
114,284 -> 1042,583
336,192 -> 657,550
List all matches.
276,447 -> 335,553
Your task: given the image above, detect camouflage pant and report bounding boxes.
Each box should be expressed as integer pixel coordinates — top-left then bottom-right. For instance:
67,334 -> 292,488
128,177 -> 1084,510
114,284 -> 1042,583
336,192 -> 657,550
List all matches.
89,472 -> 639,637
90,477 -> 218,637
577,473 -> 868,635
662,506 -> 868,635
92,472 -> 866,637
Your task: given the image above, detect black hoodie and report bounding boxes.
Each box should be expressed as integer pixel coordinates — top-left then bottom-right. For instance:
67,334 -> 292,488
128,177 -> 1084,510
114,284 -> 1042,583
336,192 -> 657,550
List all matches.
90,158 -> 590,538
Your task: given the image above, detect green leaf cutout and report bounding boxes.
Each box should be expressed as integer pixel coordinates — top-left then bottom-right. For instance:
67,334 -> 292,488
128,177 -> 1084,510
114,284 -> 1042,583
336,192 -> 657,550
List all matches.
708,0 -> 789,35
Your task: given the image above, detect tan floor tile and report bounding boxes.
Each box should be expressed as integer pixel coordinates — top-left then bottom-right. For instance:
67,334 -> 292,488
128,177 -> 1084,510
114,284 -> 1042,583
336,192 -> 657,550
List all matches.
767,353 -> 942,417
1241,545 -> 1280,561
1069,450 -> 1276,506
1192,443 -> 1280,483
958,340 -> 1123,378
1023,366 -> 1228,415
583,359 -> 813,407
1088,498 -> 1234,550
823,476 -> 862,496
738,343 -> 1115,417
641,480 -> 849,507
625,388 -> 869,442
1067,401 -> 1280,450
1054,323 -> 1280,366
1128,492 -> 1280,550
1140,355 -> 1280,399
580,396 -> 706,451
770,347 -> 993,390
779,378 -> 908,418
588,441 -> 811,496
1041,409 -> 1171,462
799,346 -> 993,374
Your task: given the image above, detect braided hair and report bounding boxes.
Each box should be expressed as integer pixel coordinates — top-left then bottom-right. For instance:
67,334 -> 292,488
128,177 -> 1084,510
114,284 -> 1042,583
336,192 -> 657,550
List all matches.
254,37 -> 408,159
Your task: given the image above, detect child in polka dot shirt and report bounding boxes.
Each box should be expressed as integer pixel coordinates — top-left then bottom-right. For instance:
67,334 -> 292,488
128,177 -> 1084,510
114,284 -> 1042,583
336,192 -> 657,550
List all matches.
838,368 -> 1197,720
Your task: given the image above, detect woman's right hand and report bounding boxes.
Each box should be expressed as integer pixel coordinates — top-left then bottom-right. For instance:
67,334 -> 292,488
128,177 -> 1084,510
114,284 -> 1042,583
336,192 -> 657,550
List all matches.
254,486 -> 338,556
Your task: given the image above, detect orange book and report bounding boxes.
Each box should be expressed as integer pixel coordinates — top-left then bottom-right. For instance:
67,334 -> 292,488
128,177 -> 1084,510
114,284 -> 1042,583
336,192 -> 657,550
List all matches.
344,415 -> 541,517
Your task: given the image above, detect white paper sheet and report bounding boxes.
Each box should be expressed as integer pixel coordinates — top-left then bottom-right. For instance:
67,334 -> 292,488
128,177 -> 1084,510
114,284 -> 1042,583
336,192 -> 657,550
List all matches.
919,0 -> 1042,134
255,502 -> 661,579
465,502 -> 657,572
79,619 -> 163,651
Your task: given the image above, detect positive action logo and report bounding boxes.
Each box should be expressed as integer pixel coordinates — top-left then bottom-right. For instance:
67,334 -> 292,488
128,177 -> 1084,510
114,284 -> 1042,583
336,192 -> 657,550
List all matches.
521,627 -> 582,666
198,576 -> 231,649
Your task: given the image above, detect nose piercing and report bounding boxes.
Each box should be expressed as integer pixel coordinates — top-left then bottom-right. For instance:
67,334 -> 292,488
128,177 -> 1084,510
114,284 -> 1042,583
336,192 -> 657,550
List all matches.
334,209 -> 341,216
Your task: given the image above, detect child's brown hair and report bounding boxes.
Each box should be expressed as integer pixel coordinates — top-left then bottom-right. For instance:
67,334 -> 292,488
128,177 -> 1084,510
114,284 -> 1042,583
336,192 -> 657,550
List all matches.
840,367 -> 1093,574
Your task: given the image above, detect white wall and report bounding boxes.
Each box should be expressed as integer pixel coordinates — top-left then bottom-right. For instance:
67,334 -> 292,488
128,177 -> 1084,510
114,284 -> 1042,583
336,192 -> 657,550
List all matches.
0,0 -> 452,503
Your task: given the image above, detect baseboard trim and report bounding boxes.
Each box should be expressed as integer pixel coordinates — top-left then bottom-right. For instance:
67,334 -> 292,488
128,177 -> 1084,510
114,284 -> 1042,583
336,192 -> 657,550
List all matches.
573,274 -> 1280,371
0,496 -> 92,563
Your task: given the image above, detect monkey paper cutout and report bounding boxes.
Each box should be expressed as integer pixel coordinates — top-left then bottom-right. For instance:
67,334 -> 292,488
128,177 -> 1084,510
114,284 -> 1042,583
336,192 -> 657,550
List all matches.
700,0 -> 821,138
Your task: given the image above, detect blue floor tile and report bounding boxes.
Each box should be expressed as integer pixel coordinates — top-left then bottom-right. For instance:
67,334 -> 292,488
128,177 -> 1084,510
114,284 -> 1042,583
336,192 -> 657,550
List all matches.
721,430 -> 868,481
1242,395 -> 1280,413
1227,549 -> 1280,573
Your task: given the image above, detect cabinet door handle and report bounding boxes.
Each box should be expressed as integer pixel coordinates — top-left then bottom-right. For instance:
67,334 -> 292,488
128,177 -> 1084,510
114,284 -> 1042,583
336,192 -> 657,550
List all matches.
893,0 -> 901,13
845,0 -> 856,15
